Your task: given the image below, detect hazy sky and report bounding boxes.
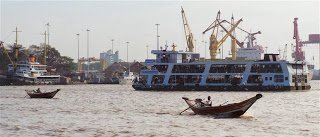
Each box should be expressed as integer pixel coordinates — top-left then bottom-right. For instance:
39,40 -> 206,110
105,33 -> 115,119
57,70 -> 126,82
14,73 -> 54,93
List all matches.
1,0 -> 319,68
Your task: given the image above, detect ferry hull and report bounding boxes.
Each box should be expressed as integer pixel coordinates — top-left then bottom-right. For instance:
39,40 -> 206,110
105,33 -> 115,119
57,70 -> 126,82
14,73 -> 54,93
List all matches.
132,85 -> 311,91
0,76 -> 61,86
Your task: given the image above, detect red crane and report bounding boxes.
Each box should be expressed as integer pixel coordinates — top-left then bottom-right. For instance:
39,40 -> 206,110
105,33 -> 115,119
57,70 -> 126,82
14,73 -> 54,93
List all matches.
292,18 -> 305,61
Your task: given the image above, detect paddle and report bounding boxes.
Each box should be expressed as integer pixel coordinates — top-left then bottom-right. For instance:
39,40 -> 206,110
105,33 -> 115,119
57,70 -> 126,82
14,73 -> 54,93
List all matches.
179,106 -> 191,115
179,97 -> 202,115
220,101 -> 228,106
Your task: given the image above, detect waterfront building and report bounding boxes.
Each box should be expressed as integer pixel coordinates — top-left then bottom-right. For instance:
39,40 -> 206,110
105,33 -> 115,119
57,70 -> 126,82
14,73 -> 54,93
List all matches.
100,50 -> 119,65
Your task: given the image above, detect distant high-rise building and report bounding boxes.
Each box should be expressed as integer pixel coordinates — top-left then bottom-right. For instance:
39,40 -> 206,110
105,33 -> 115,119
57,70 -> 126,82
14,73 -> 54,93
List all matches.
100,50 -> 119,65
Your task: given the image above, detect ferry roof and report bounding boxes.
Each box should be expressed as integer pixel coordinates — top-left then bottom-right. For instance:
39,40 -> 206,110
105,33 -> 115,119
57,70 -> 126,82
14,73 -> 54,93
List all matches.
151,50 -> 197,54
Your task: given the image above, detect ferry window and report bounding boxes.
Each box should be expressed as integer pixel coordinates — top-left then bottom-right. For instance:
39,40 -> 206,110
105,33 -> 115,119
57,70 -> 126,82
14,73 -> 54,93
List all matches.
155,65 -> 168,73
292,76 -> 296,83
137,75 -> 147,84
292,64 -> 303,69
206,75 -> 225,83
173,65 -> 205,73
274,75 -> 284,82
151,75 -> 164,84
185,75 -> 201,84
210,64 -> 246,73
247,75 -> 263,84
160,54 -> 170,63
169,75 -> 177,84
250,63 -> 282,73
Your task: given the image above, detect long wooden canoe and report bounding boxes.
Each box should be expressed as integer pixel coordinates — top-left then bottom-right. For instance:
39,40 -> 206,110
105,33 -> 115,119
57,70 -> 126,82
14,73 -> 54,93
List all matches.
182,94 -> 262,118
25,89 -> 60,98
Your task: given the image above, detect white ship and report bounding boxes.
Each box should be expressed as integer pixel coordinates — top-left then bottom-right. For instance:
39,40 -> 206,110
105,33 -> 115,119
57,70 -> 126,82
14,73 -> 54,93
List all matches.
119,71 -> 135,85
132,47 -> 311,91
7,55 -> 60,84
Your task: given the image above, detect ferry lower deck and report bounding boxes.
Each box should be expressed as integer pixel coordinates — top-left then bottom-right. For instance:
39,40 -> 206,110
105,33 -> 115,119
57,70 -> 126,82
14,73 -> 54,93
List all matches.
132,84 -> 311,91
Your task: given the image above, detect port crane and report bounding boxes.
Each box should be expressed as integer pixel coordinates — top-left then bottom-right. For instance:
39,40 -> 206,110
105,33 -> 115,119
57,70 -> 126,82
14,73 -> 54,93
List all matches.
181,7 -> 194,52
203,11 -> 243,59
203,14 -> 262,60
292,18 -> 305,61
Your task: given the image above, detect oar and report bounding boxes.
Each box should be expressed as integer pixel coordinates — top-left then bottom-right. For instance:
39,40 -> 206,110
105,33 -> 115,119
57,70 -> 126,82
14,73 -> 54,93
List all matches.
220,101 -> 228,106
24,94 -> 28,98
179,106 -> 191,115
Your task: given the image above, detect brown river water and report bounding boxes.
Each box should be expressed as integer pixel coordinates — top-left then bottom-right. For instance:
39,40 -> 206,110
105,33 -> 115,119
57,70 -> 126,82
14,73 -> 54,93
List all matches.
1,81 -> 319,137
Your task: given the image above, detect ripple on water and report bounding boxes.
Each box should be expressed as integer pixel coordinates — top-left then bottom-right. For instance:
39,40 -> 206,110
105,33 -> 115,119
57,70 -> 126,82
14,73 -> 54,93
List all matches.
0,82 -> 319,136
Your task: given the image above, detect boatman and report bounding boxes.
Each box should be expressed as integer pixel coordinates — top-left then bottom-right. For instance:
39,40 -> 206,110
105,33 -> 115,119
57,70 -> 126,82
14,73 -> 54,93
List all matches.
35,88 -> 41,93
204,96 -> 212,106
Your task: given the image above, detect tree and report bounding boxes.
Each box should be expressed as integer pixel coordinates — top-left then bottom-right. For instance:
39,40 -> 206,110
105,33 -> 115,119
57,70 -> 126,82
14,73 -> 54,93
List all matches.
0,43 -> 28,71
56,56 -> 76,75
31,45 -> 76,75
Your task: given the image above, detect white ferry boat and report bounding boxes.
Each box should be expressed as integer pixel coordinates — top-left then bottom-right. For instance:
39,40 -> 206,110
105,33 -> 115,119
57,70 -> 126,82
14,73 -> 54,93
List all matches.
132,47 -> 311,91
7,56 -> 60,84
119,71 -> 135,85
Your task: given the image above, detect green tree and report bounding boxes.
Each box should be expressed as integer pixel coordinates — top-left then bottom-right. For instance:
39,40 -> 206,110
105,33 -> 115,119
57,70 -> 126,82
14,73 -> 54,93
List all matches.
0,43 -> 28,71
31,45 -> 76,75
56,56 -> 76,75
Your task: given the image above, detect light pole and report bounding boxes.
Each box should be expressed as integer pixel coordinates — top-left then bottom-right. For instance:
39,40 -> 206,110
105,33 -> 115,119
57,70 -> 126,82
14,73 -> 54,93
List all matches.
86,29 -> 90,79
42,31 -> 47,65
146,45 -> 149,59
46,23 -> 50,46
204,41 -> 207,59
194,39 -> 197,53
126,42 -> 130,74
45,23 -> 50,65
265,46 -> 268,54
111,39 -> 114,54
76,33 -> 80,72
155,24 -> 160,50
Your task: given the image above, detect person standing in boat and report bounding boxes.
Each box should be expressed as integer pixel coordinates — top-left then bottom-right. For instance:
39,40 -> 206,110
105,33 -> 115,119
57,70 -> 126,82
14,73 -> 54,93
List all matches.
204,96 -> 212,106
35,88 -> 41,93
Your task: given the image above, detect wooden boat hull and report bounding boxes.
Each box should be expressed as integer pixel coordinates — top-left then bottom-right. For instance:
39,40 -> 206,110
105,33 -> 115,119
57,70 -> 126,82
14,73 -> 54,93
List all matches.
183,94 -> 262,118
25,89 -> 60,98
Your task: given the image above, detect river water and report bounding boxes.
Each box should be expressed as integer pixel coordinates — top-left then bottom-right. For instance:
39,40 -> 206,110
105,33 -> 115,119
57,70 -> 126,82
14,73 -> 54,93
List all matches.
0,81 -> 319,137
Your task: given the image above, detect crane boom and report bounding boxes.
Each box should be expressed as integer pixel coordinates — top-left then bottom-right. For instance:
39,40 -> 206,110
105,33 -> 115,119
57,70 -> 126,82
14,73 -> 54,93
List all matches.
218,22 -> 244,48
203,11 -> 221,35
208,18 -> 243,59
181,7 -> 194,52
215,19 -> 243,50
292,18 -> 304,61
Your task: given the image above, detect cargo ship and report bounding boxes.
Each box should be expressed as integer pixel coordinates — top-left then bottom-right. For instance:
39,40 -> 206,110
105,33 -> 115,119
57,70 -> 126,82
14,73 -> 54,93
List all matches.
5,55 -> 61,85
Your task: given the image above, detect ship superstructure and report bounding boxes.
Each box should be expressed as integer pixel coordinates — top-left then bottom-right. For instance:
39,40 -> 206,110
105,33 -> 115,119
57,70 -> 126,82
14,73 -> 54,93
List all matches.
7,55 -> 61,84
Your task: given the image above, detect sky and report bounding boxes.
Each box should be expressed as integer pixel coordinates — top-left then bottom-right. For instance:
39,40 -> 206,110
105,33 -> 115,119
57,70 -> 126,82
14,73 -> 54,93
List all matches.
1,0 -> 319,68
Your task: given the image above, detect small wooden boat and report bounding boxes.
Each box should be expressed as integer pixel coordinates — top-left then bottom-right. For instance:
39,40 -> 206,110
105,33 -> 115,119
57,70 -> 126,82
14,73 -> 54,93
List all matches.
25,89 -> 60,98
182,94 -> 262,118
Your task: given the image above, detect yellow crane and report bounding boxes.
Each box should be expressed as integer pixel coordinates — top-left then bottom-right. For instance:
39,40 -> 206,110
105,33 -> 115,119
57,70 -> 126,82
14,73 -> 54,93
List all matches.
203,11 -> 243,59
181,7 -> 194,52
